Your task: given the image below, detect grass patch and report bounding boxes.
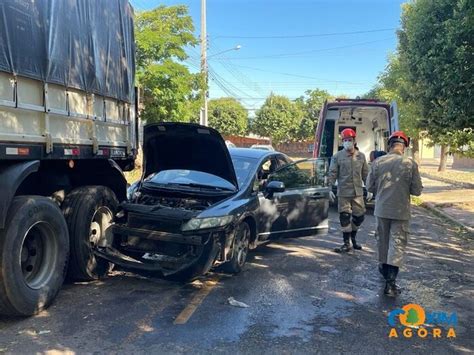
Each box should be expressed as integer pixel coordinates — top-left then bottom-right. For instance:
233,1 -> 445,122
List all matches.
420,167 -> 474,185
411,196 -> 424,206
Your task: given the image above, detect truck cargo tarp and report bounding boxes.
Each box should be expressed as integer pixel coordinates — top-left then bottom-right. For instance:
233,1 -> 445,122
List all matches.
0,0 -> 135,103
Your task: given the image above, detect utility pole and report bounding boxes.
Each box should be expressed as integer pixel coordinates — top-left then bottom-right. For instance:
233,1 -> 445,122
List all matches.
200,0 -> 208,126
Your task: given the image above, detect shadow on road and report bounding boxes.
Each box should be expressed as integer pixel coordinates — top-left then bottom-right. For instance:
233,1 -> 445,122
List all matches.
0,207 -> 472,353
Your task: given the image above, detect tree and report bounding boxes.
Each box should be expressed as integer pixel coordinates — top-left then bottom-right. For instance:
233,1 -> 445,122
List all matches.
135,6 -> 202,124
208,98 -> 248,136
139,61 -> 201,123
135,5 -> 196,67
251,94 -> 303,143
365,54 -> 424,161
295,89 -> 333,140
398,0 -> 474,170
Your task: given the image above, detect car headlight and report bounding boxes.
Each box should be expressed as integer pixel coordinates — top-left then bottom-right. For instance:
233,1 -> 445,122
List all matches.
181,216 -> 234,231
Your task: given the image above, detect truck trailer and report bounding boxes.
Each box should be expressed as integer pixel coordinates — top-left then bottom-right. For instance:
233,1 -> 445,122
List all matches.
0,0 -> 137,316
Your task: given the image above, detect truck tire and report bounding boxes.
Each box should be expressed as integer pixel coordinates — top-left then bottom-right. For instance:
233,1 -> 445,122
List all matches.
0,196 -> 69,316
63,186 -> 117,281
222,222 -> 250,274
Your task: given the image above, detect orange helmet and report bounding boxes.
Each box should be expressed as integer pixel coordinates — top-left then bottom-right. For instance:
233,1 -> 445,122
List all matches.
388,130 -> 409,147
340,128 -> 356,139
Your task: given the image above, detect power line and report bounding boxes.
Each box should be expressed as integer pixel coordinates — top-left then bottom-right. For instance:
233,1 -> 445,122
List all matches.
208,41 -> 265,96
217,60 -> 265,95
212,28 -> 396,39
208,65 -> 256,99
215,38 -> 393,60
214,63 -> 371,84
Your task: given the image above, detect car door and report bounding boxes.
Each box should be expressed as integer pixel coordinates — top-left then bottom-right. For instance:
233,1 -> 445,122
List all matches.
254,156 -> 298,242
263,158 -> 330,238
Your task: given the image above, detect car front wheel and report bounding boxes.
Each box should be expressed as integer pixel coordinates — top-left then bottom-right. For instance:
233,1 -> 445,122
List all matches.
222,222 -> 250,274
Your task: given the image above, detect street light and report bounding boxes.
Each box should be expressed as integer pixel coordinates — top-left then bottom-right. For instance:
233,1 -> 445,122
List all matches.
200,44 -> 241,126
208,45 -> 242,58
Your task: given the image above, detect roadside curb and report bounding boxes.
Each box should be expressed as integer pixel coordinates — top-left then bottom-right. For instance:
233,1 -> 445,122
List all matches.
420,172 -> 474,189
420,201 -> 474,236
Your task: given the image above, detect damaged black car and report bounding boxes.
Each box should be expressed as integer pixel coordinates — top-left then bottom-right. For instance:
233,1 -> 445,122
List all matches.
95,123 -> 330,280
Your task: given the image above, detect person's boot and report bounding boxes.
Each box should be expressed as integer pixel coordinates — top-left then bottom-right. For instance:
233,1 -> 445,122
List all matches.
378,263 -> 387,278
384,265 -> 401,297
351,230 -> 362,250
334,232 -> 351,253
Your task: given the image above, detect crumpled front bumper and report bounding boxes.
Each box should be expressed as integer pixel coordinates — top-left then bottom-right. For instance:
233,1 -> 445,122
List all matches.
95,223 -> 223,277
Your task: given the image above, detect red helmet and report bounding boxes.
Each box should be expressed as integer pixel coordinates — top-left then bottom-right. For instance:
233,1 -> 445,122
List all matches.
388,130 -> 409,147
340,128 -> 356,139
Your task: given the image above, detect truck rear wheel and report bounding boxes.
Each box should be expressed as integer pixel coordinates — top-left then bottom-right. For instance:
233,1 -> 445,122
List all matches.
63,186 -> 117,281
0,196 -> 69,316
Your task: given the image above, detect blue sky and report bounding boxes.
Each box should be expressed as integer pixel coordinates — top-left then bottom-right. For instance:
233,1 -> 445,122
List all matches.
130,0 -> 405,111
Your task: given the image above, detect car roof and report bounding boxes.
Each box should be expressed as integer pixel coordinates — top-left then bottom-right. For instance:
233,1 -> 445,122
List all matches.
229,147 -> 276,159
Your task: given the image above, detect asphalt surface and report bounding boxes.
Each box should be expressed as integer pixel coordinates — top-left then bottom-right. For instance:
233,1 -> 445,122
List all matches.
0,207 -> 473,354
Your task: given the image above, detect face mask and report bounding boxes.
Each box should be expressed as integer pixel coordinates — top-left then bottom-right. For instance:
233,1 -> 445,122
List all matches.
343,141 -> 354,150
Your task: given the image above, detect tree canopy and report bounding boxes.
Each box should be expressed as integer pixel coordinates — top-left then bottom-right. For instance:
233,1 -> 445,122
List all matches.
208,98 -> 248,136
135,5 -> 202,124
364,54 -> 422,140
295,89 -> 333,140
251,94 -> 304,143
397,0 -> 473,155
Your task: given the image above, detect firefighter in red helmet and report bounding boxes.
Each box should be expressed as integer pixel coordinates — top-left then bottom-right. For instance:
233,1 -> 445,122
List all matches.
367,130 -> 423,296
327,128 -> 369,253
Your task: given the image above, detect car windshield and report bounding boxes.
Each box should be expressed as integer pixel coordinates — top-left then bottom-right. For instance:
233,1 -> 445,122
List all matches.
144,170 -> 236,191
231,155 -> 258,188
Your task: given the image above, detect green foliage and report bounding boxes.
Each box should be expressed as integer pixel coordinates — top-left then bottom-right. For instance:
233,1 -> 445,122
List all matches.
135,6 -> 202,124
139,60 -> 201,123
208,98 -> 248,136
366,55 -> 422,139
427,128 -> 474,157
398,0 -> 474,155
135,5 -> 197,67
251,94 -> 304,143
295,89 -> 333,140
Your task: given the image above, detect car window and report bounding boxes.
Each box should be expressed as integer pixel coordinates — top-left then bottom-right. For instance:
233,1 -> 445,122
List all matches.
275,155 -> 290,168
269,159 -> 326,189
262,160 -> 272,171
258,157 -> 278,179
231,156 -> 257,188
254,157 -> 278,191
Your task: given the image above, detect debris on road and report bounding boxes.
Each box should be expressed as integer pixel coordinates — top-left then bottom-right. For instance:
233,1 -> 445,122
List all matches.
18,329 -> 51,336
227,297 -> 249,308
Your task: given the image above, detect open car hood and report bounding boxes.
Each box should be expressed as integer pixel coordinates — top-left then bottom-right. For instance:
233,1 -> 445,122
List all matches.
142,123 -> 239,190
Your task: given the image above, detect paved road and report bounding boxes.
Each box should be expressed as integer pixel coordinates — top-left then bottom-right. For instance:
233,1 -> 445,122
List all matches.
0,207 -> 473,354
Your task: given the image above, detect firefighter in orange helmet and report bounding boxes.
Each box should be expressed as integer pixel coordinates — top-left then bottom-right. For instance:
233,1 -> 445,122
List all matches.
327,128 -> 369,253
367,131 -> 423,296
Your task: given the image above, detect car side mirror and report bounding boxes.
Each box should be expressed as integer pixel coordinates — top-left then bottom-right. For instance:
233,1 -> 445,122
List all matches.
265,181 -> 285,198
